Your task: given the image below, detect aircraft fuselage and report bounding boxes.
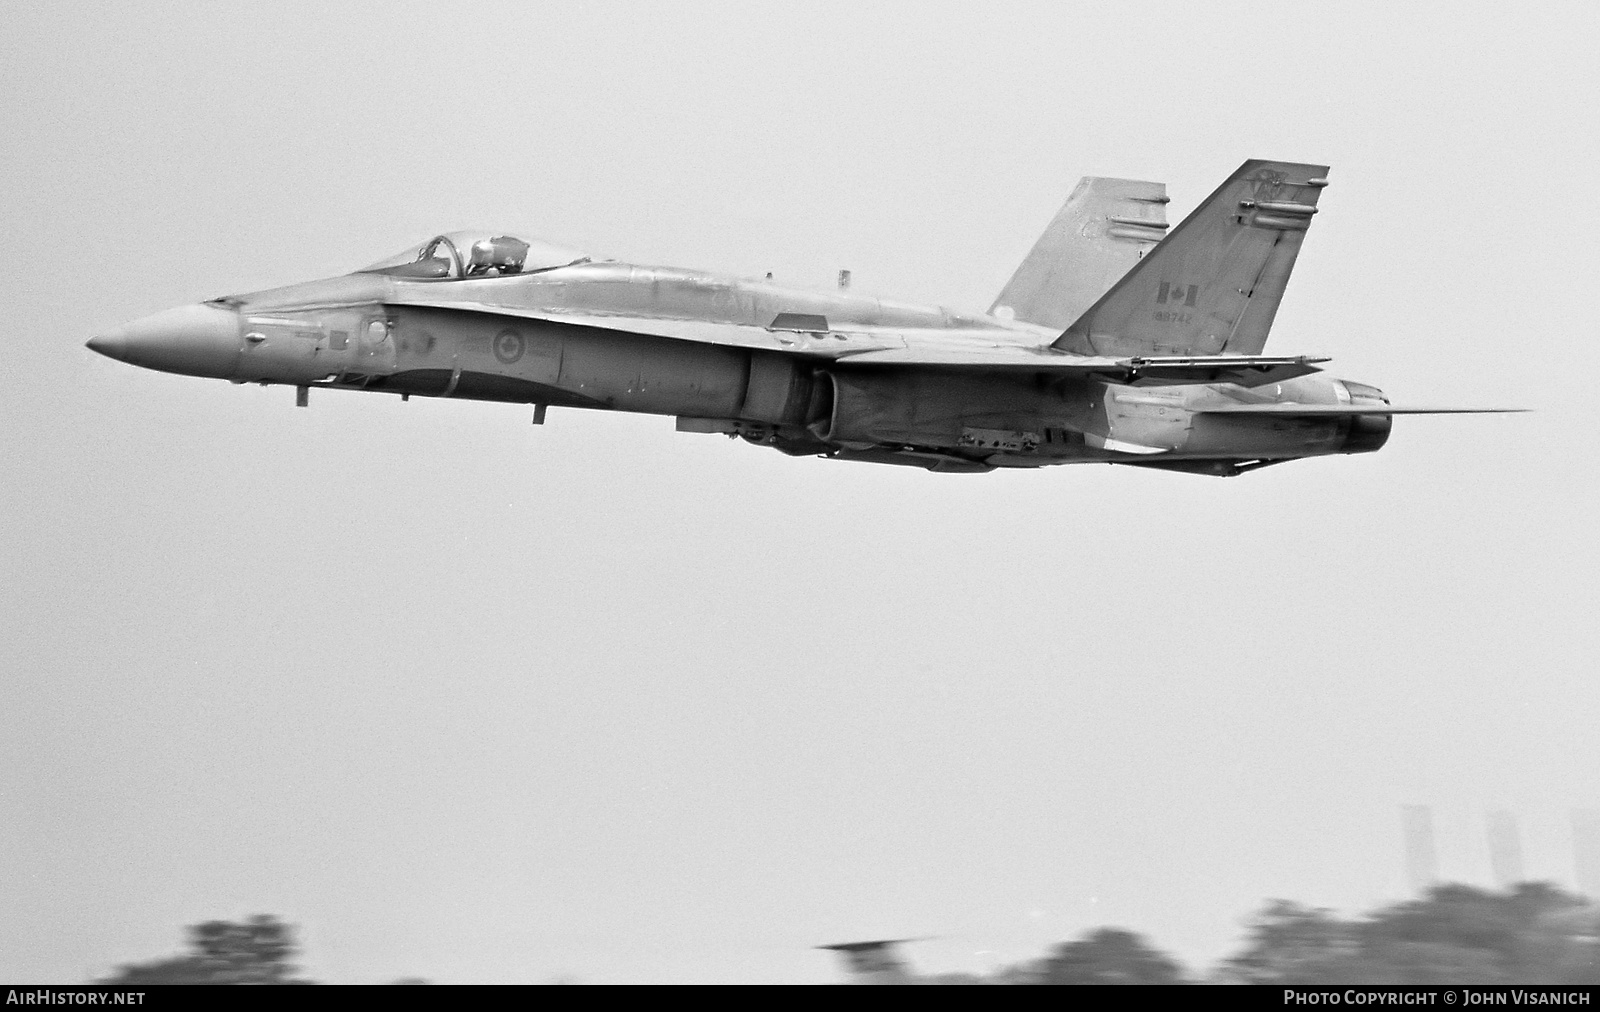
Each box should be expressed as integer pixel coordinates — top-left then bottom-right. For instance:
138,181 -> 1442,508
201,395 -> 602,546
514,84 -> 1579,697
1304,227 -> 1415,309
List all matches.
89,261 -> 1386,476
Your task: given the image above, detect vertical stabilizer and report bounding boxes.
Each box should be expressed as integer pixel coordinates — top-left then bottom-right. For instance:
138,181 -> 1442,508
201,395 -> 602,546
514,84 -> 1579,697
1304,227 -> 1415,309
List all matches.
990,177 -> 1169,330
1054,160 -> 1329,357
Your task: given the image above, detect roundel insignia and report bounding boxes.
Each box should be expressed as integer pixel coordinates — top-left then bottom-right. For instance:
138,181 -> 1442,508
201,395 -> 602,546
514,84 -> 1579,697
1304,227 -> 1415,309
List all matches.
492,329 -> 525,364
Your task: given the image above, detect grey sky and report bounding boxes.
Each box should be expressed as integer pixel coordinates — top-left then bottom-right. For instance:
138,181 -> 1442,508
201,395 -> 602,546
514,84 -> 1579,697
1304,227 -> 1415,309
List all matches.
2,1 -> 1596,984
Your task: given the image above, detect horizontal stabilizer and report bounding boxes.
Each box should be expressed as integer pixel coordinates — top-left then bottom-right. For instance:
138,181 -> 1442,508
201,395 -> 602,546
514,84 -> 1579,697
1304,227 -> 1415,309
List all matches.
1119,354 -> 1327,384
1196,404 -> 1524,416
839,348 -> 1327,385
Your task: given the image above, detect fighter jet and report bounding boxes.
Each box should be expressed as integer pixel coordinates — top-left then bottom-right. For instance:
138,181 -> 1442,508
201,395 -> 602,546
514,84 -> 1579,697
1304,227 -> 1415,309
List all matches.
88,160 -> 1510,476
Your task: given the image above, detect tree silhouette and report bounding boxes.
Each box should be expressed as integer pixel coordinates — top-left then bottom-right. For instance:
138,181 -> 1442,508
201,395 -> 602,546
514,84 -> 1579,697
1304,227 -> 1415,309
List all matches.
96,915 -> 312,985
1218,899 -> 1363,983
1220,884 -> 1600,985
1035,927 -> 1188,984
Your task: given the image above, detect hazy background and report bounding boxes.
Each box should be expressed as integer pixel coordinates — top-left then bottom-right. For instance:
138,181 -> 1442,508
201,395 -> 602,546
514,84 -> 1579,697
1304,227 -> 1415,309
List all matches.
2,1 -> 1595,984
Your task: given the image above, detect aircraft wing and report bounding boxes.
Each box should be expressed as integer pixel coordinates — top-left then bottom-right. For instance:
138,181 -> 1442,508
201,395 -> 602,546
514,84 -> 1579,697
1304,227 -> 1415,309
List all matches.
408,300 -> 1325,385
411,302 -> 904,356
409,299 -> 1052,363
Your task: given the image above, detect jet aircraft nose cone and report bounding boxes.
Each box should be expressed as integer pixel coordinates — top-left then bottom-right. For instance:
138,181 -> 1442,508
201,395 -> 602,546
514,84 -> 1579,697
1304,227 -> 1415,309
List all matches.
85,332 -> 127,361
88,303 -> 243,379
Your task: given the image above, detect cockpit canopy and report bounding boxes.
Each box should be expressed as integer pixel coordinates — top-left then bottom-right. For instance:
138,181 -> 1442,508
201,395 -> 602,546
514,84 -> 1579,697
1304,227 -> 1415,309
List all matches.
359,230 -> 592,280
